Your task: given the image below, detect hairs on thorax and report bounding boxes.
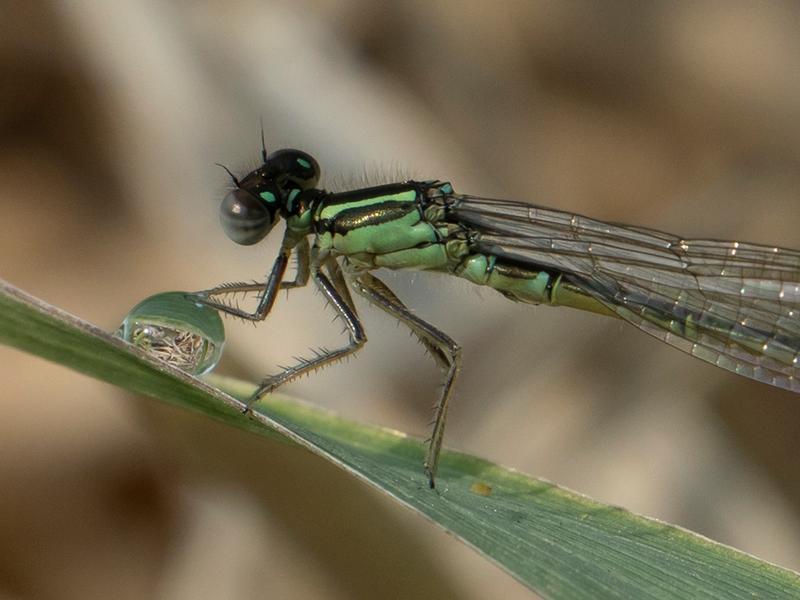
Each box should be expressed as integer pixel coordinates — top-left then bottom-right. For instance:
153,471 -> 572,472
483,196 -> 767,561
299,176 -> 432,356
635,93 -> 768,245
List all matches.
324,160 -> 417,193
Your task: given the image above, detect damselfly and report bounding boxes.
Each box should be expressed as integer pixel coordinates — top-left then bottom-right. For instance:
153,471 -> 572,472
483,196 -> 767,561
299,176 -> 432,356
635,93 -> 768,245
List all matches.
199,141 -> 800,488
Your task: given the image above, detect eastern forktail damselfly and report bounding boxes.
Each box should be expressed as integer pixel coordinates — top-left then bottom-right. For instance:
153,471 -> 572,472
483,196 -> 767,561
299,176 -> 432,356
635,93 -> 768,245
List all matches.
198,142 -> 800,488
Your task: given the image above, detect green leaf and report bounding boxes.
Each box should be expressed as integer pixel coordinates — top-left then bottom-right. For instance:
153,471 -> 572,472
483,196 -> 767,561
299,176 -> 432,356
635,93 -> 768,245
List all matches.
1,279 -> 798,600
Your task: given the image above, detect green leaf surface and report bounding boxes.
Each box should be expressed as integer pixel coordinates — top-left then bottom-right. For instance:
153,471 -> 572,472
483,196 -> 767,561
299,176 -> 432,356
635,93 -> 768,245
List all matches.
2,279 -> 798,600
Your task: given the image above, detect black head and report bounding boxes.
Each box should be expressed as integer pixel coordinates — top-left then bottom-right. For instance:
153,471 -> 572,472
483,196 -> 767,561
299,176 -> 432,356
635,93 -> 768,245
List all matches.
218,148 -> 321,245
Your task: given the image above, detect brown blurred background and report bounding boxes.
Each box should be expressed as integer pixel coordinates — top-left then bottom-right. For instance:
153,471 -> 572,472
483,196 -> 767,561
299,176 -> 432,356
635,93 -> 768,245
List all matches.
2,1 -> 800,598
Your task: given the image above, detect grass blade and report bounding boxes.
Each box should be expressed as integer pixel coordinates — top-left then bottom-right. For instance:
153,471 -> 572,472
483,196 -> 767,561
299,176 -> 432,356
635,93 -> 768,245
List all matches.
1,279 -> 798,599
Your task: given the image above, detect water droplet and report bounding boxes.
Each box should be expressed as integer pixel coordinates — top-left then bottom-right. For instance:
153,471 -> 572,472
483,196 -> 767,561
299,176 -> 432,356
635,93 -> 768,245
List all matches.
115,291 -> 225,375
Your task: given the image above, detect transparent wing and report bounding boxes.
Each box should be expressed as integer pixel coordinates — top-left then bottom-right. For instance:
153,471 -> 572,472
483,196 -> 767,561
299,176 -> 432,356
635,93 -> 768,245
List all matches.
449,195 -> 800,393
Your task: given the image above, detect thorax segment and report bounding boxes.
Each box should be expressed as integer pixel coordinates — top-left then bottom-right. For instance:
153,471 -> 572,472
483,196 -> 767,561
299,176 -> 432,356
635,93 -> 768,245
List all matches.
311,181 -> 456,271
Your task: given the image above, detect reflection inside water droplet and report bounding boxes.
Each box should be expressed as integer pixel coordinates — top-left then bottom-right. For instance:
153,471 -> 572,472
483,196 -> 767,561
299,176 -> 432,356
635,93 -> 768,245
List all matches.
115,291 -> 225,375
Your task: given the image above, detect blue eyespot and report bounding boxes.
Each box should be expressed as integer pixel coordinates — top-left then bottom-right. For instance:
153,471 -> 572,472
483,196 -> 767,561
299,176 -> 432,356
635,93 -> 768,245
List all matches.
259,191 -> 277,204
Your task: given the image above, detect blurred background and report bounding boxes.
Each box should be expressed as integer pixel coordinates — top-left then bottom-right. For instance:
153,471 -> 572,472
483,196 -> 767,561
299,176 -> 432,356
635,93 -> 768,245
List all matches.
2,1 -> 800,598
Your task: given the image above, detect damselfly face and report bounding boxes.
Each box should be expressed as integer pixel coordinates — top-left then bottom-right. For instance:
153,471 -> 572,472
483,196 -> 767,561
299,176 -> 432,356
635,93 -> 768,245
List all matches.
219,148 -> 320,245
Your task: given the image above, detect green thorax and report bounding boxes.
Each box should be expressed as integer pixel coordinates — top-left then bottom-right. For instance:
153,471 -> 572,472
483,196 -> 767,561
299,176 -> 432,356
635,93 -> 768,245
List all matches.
310,182 -> 455,271
303,180 -> 612,317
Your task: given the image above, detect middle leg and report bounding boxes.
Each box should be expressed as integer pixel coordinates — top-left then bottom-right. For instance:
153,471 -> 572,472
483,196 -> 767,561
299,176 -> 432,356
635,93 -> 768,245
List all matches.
246,258 -> 367,408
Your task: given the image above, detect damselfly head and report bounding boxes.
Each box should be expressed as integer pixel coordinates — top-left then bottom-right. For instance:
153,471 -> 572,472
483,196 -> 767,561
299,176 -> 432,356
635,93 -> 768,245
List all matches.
218,148 -> 321,246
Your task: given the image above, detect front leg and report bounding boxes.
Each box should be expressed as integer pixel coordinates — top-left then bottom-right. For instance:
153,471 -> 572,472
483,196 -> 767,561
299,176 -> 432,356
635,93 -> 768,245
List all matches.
197,248 -> 288,321
197,237 -> 311,321
280,237 -> 310,290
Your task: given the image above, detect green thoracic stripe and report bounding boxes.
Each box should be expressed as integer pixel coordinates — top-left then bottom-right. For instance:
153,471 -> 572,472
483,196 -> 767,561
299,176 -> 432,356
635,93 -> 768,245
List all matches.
319,189 -> 417,220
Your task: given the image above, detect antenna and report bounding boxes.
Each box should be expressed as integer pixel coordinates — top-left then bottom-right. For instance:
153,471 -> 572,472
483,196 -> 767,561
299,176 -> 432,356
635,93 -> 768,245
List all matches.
215,163 -> 239,186
260,117 -> 268,163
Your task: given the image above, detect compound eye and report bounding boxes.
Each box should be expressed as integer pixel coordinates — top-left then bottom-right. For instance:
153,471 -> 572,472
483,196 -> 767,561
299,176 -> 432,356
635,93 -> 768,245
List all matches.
219,188 -> 276,245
